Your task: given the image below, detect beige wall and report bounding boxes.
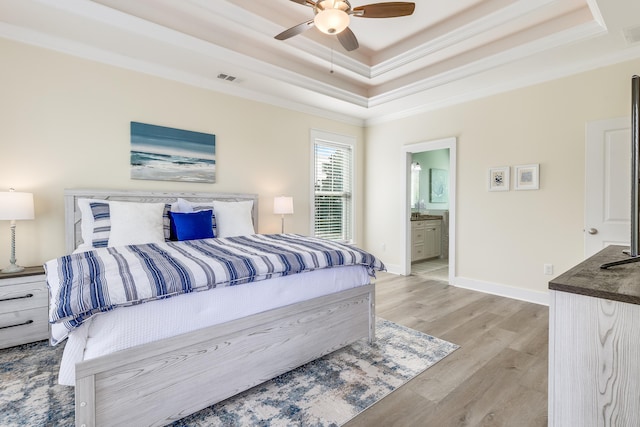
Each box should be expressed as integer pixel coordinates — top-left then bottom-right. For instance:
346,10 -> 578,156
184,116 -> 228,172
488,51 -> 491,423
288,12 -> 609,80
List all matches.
3,36 -> 638,299
0,39 -> 364,266
364,58 -> 640,297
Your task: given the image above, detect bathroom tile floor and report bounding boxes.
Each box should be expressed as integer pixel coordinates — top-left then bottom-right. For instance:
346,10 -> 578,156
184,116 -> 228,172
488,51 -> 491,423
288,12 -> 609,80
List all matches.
412,258 -> 449,281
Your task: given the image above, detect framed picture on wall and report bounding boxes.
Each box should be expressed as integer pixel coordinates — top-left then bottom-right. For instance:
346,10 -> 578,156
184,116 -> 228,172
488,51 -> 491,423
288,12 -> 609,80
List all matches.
488,166 -> 510,191
130,122 -> 216,183
514,164 -> 539,190
429,168 -> 448,203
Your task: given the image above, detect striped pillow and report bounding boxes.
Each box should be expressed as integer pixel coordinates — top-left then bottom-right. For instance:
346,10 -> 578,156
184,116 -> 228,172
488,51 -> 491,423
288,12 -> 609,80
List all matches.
89,202 -> 111,248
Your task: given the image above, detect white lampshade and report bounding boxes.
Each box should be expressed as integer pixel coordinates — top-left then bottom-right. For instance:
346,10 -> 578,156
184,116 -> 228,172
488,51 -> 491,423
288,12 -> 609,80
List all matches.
273,196 -> 294,215
314,1 -> 350,35
0,191 -> 35,220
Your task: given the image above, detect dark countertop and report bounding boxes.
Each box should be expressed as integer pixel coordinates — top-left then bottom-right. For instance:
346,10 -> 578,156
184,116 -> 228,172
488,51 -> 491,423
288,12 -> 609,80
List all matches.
549,245 -> 640,305
410,215 -> 443,221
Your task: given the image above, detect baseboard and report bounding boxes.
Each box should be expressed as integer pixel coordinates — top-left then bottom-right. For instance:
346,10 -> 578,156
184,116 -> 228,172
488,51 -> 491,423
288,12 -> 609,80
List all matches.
382,263 -> 404,275
452,277 -> 549,306
380,269 -> 549,306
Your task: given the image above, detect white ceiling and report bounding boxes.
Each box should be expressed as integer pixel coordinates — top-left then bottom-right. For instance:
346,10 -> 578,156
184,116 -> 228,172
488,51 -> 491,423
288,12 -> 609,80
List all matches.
1,0 -> 640,125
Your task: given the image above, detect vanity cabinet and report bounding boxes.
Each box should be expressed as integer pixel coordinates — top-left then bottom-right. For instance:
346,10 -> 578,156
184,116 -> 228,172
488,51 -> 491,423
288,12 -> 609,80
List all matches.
0,266 -> 48,349
548,246 -> 640,426
411,220 -> 441,261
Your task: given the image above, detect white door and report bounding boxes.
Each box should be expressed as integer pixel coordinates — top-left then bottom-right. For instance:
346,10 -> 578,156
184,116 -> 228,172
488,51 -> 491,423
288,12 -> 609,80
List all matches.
585,117 -> 631,257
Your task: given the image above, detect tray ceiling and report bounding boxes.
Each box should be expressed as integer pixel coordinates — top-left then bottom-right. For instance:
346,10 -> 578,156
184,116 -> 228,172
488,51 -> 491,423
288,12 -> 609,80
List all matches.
1,0 -> 640,124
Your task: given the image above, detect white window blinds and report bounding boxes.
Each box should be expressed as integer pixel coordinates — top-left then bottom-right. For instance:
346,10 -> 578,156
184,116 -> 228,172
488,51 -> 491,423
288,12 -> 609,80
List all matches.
313,138 -> 353,242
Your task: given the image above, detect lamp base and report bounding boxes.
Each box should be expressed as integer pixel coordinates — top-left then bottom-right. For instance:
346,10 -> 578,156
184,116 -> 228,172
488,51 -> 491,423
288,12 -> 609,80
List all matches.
1,263 -> 25,274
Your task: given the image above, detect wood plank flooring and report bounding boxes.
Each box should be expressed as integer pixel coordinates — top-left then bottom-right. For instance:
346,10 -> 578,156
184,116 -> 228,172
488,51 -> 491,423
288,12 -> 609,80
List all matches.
344,269 -> 549,427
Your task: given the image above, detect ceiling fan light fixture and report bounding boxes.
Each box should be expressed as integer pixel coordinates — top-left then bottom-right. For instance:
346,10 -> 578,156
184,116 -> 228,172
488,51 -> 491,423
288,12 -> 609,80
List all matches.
314,1 -> 350,35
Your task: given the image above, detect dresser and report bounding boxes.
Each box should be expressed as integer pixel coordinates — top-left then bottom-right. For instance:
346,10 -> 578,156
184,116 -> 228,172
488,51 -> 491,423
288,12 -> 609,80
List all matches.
0,266 -> 49,349
548,246 -> 640,426
411,219 -> 442,261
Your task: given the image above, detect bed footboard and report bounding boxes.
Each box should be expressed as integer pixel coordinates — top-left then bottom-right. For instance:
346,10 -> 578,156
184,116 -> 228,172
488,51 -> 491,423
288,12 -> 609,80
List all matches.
74,284 -> 375,427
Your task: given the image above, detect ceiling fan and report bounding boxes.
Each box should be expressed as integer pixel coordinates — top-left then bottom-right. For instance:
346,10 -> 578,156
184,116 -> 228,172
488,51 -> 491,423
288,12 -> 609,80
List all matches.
274,1 -> 416,51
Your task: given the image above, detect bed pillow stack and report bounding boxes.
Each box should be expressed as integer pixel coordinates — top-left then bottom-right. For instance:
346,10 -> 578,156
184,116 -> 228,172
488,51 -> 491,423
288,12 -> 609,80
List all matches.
77,199 -> 171,250
171,198 -> 255,239
76,197 -> 255,249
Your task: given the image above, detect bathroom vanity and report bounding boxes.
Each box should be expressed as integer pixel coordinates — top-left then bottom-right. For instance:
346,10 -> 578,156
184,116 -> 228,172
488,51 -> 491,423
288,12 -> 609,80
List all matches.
410,215 -> 442,261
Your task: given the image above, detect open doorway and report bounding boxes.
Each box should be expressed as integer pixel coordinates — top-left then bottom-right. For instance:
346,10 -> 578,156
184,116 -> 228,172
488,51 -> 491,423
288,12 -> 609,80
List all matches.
401,137 -> 457,282
410,149 -> 450,280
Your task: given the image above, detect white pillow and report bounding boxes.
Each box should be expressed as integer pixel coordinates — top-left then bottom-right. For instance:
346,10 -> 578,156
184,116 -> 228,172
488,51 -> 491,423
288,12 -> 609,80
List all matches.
107,201 -> 166,247
211,200 -> 255,237
174,198 -> 195,213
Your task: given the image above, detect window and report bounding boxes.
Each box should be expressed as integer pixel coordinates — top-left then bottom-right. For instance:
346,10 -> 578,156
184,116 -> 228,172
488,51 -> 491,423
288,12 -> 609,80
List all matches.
311,130 -> 354,243
411,162 -> 421,208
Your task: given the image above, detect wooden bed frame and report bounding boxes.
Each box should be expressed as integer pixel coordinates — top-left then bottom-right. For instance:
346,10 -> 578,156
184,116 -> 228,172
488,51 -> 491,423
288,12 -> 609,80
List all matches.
62,189 -> 376,427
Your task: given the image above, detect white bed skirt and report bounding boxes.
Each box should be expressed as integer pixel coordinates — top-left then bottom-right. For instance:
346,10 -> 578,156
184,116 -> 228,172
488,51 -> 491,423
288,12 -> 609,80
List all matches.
58,265 -> 370,385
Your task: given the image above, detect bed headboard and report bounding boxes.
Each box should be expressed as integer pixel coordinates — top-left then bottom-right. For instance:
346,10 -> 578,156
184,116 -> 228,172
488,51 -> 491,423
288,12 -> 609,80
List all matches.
64,189 -> 259,253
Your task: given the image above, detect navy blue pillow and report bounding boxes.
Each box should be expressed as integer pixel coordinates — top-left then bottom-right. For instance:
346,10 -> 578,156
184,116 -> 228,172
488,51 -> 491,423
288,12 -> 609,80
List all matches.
169,210 -> 214,241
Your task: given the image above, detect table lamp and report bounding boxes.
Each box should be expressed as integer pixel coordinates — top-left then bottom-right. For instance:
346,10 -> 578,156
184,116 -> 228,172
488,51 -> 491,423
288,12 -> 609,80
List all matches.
0,189 -> 35,274
273,196 -> 294,233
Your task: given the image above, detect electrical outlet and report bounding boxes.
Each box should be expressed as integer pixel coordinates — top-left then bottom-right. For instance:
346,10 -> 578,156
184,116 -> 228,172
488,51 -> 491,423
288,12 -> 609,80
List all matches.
544,264 -> 554,275
381,243 -> 386,251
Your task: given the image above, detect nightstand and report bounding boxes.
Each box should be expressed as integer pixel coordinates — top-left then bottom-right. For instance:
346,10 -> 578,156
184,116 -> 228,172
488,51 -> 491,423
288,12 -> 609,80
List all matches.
0,266 -> 49,349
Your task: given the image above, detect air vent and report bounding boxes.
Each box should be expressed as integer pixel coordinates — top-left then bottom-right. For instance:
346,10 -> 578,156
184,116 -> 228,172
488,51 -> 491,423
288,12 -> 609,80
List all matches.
217,73 -> 237,82
623,25 -> 640,45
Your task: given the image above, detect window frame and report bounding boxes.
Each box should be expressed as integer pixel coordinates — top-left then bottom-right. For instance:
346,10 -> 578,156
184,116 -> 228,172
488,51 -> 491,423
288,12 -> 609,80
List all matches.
310,129 -> 356,244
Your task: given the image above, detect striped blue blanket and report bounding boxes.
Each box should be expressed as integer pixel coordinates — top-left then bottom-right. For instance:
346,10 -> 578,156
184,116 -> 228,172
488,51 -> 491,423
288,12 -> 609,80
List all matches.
45,234 -> 385,343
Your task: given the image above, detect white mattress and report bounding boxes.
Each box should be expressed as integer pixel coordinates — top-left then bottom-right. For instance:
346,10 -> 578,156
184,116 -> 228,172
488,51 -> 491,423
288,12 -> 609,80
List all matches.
58,265 -> 370,386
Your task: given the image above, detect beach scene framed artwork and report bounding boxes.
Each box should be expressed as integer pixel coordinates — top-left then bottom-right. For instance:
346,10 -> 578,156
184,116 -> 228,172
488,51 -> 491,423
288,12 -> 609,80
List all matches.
130,122 -> 216,183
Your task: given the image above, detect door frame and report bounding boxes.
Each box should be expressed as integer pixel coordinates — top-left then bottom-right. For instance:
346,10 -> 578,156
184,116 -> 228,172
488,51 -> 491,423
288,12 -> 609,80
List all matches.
401,137 -> 457,279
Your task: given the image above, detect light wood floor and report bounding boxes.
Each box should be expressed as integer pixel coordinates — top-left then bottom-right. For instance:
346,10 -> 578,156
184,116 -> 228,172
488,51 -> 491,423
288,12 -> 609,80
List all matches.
345,269 -> 549,427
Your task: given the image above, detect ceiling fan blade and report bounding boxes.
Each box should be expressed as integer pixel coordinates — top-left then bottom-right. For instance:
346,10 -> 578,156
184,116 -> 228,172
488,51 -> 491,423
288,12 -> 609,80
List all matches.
289,0 -> 316,6
337,27 -> 359,51
275,19 -> 315,40
353,2 -> 415,18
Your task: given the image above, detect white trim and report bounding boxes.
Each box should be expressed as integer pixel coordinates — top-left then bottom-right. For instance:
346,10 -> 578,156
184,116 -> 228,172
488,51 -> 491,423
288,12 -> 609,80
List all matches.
453,277 -> 549,306
19,0 -> 370,108
0,22 -> 367,127
382,263 -> 404,276
401,137 -> 457,280
371,0 -> 566,78
368,19 -> 607,108
309,129 -> 357,244
1,0 -> 630,125
585,0 -> 606,28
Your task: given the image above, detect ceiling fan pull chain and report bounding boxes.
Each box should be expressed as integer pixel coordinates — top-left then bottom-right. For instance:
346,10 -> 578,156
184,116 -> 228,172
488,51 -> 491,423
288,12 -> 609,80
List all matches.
330,48 -> 334,74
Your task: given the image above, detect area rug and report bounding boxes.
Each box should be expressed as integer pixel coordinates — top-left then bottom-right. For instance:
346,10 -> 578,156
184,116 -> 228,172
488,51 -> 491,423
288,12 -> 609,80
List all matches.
0,318 -> 458,426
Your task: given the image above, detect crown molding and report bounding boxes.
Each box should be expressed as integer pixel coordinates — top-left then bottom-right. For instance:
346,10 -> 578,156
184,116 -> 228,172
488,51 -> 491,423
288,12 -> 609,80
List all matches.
367,18 -> 607,108
3,1 -> 372,108
366,39 -> 640,126
370,0 -> 560,78
2,0 -> 628,127
0,21 -> 367,126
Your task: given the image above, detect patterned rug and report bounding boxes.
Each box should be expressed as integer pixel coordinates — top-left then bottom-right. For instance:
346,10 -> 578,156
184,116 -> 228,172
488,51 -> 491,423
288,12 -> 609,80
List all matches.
0,318 -> 458,426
